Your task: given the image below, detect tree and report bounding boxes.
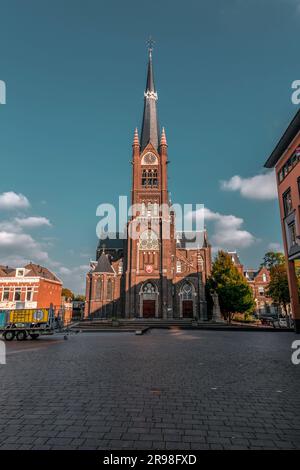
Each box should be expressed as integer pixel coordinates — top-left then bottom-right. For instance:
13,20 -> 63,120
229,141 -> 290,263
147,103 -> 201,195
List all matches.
267,264 -> 290,315
74,294 -> 86,302
62,288 -> 74,300
207,251 -> 255,323
260,251 -> 285,270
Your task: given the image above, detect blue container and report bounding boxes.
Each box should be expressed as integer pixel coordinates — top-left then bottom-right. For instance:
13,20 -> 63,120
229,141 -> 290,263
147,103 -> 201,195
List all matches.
0,311 -> 8,328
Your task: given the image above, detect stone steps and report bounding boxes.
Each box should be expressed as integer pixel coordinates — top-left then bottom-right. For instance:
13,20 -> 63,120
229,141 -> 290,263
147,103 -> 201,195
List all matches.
74,319 -> 195,331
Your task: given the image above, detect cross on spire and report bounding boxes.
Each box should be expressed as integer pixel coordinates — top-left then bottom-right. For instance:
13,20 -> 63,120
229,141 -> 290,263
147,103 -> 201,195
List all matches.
147,36 -> 155,56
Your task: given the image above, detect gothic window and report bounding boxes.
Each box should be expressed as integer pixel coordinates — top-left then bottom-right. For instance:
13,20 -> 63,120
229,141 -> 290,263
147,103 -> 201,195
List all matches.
142,282 -> 156,294
197,254 -> 204,269
96,277 -> 102,300
141,202 -> 146,216
181,282 -> 193,300
141,169 -> 158,188
118,260 -> 123,274
147,202 -> 152,217
139,230 -> 159,250
141,152 -> 158,165
176,261 -> 182,273
107,279 -> 113,301
140,201 -> 159,217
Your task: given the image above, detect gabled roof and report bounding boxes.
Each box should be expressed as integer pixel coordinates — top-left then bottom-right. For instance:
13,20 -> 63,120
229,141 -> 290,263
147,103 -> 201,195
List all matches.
264,109 -> 300,168
0,265 -> 15,276
244,269 -> 257,281
24,263 -> 61,282
93,252 -> 114,274
0,263 -> 61,283
228,251 -> 242,266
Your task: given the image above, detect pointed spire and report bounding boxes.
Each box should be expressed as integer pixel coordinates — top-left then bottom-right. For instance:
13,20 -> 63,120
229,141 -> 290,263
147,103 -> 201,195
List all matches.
145,48 -> 155,93
160,127 -> 167,146
133,127 -> 140,146
140,45 -> 160,151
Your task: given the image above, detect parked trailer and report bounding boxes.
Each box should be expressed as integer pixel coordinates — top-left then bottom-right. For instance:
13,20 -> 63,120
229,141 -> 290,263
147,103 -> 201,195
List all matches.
0,308 -> 62,341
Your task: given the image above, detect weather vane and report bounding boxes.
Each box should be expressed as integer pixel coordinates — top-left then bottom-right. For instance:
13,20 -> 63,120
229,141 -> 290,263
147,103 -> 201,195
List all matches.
147,36 -> 155,54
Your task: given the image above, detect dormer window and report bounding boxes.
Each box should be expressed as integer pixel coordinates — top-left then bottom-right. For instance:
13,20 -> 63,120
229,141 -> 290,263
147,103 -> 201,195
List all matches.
16,269 -> 24,277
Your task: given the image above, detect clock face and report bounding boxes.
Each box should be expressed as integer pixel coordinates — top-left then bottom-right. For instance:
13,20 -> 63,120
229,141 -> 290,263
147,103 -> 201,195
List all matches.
142,152 -> 158,165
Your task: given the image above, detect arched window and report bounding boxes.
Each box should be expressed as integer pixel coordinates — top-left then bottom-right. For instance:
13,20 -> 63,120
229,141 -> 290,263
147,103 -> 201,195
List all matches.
141,169 -> 158,188
95,277 -> 102,300
107,279 -> 113,301
142,282 -> 157,294
118,260 -> 123,274
181,282 -> 193,300
197,254 -> 204,269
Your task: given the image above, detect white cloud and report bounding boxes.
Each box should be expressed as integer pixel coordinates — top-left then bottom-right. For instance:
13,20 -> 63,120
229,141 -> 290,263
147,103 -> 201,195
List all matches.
58,265 -> 89,294
0,192 -> 30,210
188,207 -> 256,250
0,220 -> 22,233
221,172 -> 277,200
0,231 -> 49,262
268,242 -> 283,252
14,216 -> 52,229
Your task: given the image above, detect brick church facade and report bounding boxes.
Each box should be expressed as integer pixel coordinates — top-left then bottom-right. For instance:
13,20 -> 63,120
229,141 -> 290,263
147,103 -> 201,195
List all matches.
85,49 -> 212,320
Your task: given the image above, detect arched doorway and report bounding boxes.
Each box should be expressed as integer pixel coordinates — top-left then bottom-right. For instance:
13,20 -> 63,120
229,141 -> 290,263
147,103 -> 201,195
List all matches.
180,282 -> 194,318
140,282 -> 158,318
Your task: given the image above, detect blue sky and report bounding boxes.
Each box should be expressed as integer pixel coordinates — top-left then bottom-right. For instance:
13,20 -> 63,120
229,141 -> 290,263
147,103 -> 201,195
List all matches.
0,0 -> 299,293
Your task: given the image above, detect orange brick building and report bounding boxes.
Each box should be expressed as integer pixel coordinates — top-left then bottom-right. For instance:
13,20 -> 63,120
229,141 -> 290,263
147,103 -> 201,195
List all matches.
85,49 -> 212,320
228,251 -> 282,315
0,263 -> 62,310
264,110 -> 300,333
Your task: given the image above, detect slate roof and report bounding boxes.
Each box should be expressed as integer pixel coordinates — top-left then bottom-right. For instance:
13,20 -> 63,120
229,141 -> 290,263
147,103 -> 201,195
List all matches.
93,252 -> 114,274
140,50 -> 160,151
264,109 -> 300,168
176,231 -> 209,249
228,251 -> 242,266
0,263 -> 61,282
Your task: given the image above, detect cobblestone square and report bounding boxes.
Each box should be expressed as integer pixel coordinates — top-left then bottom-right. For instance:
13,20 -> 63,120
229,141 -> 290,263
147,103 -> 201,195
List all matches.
0,329 -> 299,450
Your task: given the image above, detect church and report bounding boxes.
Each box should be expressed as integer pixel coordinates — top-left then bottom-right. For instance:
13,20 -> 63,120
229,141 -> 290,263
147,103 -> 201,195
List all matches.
84,48 -> 212,320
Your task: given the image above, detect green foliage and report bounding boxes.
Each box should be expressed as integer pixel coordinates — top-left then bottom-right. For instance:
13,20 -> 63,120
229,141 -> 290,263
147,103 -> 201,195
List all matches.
62,288 -> 74,300
74,294 -> 86,302
267,264 -> 290,314
207,251 -> 255,323
260,251 -> 285,269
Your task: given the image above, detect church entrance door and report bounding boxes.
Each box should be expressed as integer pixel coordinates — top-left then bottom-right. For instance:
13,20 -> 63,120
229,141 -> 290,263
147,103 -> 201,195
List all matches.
143,300 -> 156,318
182,300 -> 193,318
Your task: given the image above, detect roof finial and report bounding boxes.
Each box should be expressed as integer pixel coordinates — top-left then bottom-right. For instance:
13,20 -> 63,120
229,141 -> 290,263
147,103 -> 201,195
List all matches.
160,127 -> 167,146
147,36 -> 155,58
133,127 -> 139,146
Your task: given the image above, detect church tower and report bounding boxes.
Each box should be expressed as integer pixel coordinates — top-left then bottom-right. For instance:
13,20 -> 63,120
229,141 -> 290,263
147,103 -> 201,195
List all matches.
125,46 -> 177,319
85,45 -> 212,321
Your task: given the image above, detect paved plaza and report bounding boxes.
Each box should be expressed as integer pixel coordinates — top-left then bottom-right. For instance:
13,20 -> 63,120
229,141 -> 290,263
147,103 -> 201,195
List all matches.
0,329 -> 299,450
